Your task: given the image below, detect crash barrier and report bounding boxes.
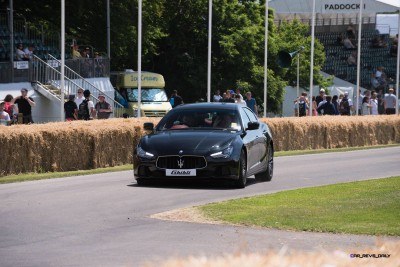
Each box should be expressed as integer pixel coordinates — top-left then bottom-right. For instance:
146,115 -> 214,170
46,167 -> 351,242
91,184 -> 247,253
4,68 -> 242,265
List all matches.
0,116 -> 399,176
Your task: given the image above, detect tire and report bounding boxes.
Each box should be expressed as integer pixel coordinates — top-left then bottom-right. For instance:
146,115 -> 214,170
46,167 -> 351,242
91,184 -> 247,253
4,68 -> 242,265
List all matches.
255,143 -> 274,182
234,150 -> 247,188
136,178 -> 148,186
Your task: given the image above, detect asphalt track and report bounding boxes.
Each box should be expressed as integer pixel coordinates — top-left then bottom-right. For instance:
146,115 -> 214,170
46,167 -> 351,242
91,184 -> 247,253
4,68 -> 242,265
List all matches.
1,147 -> 400,267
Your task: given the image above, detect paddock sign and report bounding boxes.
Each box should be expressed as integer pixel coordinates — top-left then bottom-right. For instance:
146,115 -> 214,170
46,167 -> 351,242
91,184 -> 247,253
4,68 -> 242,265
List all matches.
321,1 -> 366,13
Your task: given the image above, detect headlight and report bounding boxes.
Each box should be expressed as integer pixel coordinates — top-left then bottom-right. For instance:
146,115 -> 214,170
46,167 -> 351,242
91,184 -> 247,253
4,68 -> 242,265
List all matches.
210,145 -> 234,159
137,146 -> 155,159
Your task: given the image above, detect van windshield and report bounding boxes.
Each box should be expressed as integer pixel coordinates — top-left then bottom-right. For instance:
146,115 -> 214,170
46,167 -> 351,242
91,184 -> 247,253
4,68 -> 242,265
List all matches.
126,88 -> 168,102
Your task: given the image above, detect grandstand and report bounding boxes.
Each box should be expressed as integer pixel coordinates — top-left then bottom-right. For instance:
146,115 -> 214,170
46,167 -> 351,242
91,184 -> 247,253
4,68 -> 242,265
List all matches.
316,27 -> 398,89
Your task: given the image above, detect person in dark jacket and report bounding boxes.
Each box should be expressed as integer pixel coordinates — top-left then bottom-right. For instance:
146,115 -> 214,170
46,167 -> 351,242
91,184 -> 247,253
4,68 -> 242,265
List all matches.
317,95 -> 336,115
332,95 -> 340,115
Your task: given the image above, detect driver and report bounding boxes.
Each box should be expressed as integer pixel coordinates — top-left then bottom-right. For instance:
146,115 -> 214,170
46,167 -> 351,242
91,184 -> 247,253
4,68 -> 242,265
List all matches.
213,114 -> 233,128
170,114 -> 197,129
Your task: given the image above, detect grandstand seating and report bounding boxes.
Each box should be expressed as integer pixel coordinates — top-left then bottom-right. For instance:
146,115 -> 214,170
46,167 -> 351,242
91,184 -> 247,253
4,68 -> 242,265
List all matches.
316,28 -> 398,90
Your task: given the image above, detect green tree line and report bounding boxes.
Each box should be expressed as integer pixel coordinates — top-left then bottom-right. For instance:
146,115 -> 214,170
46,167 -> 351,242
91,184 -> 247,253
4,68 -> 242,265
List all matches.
2,0 -> 330,113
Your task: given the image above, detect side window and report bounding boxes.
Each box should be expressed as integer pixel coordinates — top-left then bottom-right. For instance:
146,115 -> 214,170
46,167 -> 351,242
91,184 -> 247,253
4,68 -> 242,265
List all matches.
239,107 -> 251,129
243,108 -> 258,122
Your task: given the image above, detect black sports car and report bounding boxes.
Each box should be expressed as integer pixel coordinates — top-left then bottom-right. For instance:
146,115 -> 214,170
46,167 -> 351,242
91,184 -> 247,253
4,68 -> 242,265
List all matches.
134,102 -> 274,188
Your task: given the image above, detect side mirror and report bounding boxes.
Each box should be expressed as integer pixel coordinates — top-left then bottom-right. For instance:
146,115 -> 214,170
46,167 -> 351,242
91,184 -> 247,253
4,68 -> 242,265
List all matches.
143,122 -> 154,131
247,121 -> 260,130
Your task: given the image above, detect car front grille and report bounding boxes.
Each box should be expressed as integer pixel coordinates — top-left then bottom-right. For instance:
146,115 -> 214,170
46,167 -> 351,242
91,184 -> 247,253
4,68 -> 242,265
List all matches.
156,156 -> 207,169
143,110 -> 167,117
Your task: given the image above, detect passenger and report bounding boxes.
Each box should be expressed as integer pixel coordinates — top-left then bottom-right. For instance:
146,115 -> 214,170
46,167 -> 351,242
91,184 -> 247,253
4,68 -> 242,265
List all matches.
213,114 -> 233,128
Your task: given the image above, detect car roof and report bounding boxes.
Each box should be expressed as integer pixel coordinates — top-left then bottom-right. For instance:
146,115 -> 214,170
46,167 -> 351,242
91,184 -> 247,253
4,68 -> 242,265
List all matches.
174,102 -> 240,111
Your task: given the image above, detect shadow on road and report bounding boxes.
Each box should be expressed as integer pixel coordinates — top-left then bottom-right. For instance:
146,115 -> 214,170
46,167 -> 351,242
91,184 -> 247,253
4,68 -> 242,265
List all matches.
127,178 -> 261,190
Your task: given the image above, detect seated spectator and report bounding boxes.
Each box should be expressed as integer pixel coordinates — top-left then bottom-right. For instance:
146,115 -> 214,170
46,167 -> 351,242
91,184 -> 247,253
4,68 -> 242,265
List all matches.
347,51 -> 357,66
371,35 -> 387,48
23,44 -> 35,60
72,45 -> 82,59
16,43 -> 28,61
343,37 -> 356,50
370,73 -> 380,90
390,44 -> 397,57
346,24 -> 356,39
336,33 -> 344,46
375,66 -> 387,87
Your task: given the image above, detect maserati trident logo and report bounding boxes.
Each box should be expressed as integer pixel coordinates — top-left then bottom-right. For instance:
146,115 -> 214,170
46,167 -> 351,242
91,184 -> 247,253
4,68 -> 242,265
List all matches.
177,158 -> 184,168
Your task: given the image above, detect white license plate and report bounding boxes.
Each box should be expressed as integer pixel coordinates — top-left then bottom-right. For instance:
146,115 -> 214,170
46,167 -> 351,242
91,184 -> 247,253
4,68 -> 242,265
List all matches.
166,169 -> 196,176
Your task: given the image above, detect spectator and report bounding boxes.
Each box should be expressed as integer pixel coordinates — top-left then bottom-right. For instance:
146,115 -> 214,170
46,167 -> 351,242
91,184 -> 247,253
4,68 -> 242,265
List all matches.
370,73 -> 380,90
346,24 -> 356,39
332,95 -> 340,115
347,51 -> 357,66
361,96 -> 371,115
245,92 -> 257,114
377,89 -> 385,114
23,44 -> 35,60
0,102 -> 11,126
370,92 -> 379,115
339,92 -> 352,116
11,88 -> 35,124
16,43 -> 28,61
234,94 -> 246,106
77,90 -> 95,120
343,37 -> 356,50
95,94 -> 112,119
317,95 -> 336,115
170,90 -> 183,108
3,94 -> 16,119
75,88 -> 85,107
213,90 -> 222,102
235,88 -> 243,101
375,66 -> 387,87
297,93 -> 309,117
317,95 -> 327,108
336,33 -> 344,46
356,89 -> 364,115
221,90 -> 235,103
72,45 -> 82,59
338,93 -> 344,104
315,89 -> 325,107
371,35 -> 387,48
383,88 -> 396,115
390,43 -> 398,57
83,47 -> 91,58
64,95 -> 78,121
311,96 -> 318,116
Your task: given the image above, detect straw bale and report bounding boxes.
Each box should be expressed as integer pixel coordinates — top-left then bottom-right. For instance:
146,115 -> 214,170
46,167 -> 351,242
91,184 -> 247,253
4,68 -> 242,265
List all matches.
0,116 -> 399,177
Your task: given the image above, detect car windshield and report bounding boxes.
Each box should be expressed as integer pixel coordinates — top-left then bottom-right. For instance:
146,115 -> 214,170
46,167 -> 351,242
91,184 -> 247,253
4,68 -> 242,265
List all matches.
126,88 -> 168,102
157,109 -> 241,131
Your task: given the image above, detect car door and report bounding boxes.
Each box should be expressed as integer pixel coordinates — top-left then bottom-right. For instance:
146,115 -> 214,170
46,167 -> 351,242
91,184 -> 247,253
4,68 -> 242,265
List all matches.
239,107 -> 258,173
243,108 -> 266,170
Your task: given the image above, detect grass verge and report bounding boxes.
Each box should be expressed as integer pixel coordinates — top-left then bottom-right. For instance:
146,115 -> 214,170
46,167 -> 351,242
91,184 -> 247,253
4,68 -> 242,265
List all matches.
199,177 -> 400,236
0,144 -> 398,184
0,164 -> 132,184
274,143 -> 400,157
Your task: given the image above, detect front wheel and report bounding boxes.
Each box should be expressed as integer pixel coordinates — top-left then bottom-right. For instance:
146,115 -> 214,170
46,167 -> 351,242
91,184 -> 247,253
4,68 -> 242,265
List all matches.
255,143 -> 274,182
234,150 -> 247,188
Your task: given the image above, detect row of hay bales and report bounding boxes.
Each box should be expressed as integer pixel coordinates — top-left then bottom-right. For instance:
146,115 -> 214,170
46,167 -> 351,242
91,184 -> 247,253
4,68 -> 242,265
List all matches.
0,116 -> 399,176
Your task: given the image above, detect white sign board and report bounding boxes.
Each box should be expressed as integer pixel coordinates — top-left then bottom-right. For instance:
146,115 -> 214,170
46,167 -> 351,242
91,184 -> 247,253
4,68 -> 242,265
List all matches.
14,61 -> 29,70
321,1 -> 366,13
47,60 -> 60,68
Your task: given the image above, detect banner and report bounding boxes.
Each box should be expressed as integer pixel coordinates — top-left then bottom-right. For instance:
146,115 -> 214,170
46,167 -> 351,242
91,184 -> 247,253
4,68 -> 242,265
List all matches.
321,1 -> 366,13
14,61 -> 29,70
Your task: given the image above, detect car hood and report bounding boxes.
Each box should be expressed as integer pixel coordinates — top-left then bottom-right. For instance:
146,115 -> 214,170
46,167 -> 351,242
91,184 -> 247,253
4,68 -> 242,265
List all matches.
140,130 -> 238,156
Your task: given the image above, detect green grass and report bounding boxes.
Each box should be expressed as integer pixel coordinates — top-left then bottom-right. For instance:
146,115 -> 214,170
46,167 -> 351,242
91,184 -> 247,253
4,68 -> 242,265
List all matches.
274,144 -> 400,157
0,164 -> 132,184
199,177 -> 400,236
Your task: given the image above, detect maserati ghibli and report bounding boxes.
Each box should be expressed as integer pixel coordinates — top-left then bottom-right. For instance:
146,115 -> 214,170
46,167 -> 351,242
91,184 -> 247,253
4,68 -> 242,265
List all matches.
134,103 -> 274,188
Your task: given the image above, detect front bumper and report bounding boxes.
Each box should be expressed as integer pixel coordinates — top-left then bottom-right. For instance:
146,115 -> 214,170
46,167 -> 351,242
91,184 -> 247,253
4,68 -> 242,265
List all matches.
134,156 -> 240,180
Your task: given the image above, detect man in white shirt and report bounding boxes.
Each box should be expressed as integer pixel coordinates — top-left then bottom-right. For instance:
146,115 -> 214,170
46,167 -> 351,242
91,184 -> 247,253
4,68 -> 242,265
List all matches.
75,88 -> 85,107
235,88 -> 244,101
23,44 -> 35,60
383,88 -> 397,115
16,43 -> 28,61
213,90 -> 222,102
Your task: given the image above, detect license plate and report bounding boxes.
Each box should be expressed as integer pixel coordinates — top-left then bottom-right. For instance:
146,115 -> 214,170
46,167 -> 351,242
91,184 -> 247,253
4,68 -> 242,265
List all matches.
166,169 -> 196,176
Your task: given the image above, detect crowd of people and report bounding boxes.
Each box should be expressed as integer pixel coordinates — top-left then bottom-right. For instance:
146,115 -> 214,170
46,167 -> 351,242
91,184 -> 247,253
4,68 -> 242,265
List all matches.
15,43 -> 35,61
0,88 -> 113,126
293,87 -> 398,117
212,89 -> 258,114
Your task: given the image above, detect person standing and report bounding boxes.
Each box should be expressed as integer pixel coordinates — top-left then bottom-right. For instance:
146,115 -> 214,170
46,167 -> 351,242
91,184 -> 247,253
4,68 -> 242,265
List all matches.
0,102 -> 11,126
221,90 -> 235,103
75,88 -> 85,107
361,96 -> 371,115
315,89 -> 325,107
245,92 -> 257,114
11,88 -> 35,124
317,95 -> 336,115
383,88 -> 397,115
234,94 -> 246,106
95,94 -> 112,119
72,44 -> 82,59
170,90 -> 183,108
339,92 -> 352,116
77,90 -> 95,120
370,93 -> 379,115
64,95 -> 78,121
3,94 -> 16,120
235,88 -> 243,101
332,95 -> 340,115
213,90 -> 222,102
